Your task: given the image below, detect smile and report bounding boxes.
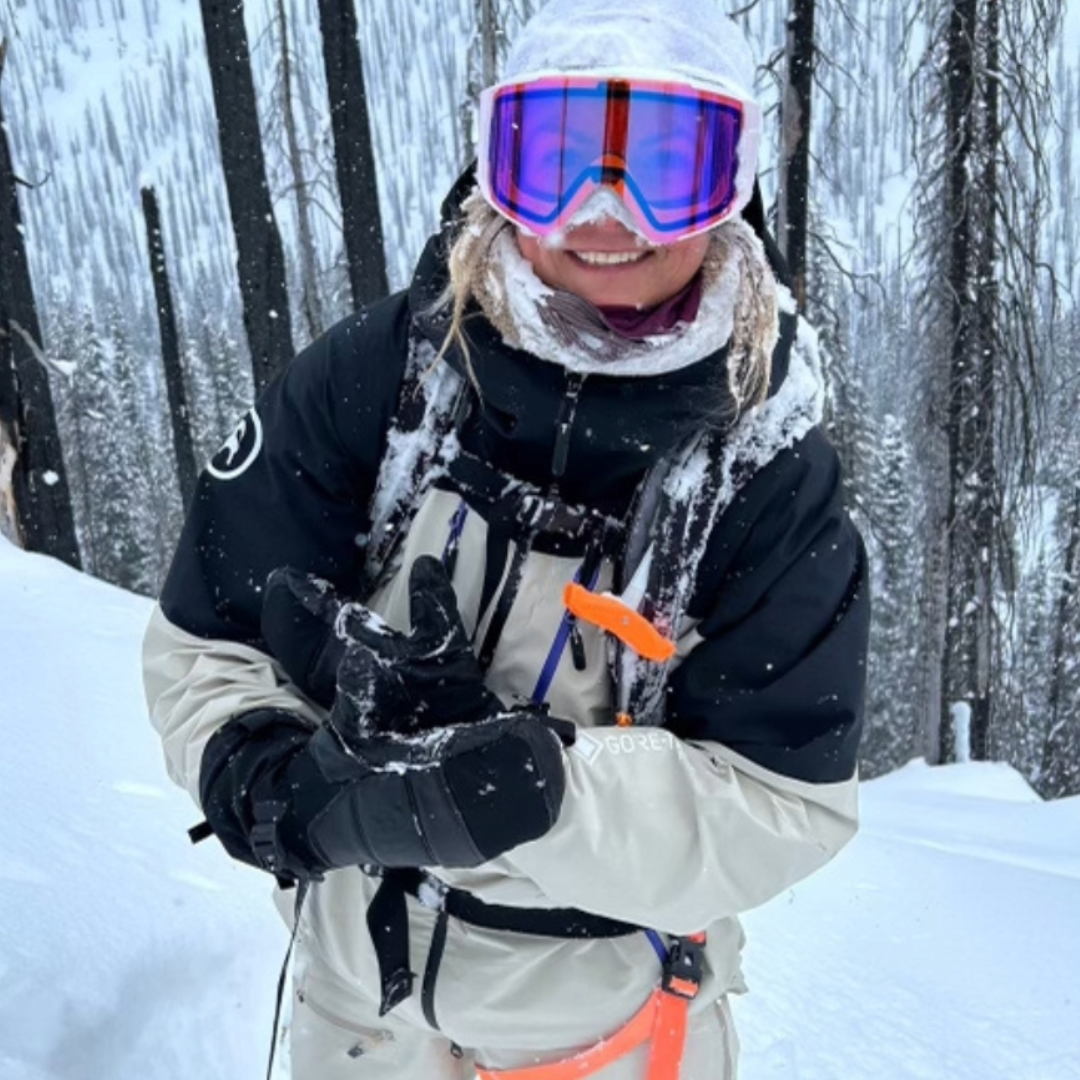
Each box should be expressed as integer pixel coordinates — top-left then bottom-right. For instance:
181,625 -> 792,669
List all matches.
572,250 -> 650,267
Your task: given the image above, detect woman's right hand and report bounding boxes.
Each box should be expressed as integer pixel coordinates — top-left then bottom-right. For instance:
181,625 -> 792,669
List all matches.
198,705 -> 573,882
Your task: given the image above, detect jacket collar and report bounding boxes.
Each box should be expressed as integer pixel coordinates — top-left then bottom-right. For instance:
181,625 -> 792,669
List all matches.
406,169 -> 796,516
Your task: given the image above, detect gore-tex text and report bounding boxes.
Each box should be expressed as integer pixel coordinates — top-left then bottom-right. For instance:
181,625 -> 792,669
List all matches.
572,729 -> 677,762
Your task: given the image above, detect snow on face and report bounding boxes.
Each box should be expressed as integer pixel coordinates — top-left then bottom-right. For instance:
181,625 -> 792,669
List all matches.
536,189 -> 652,249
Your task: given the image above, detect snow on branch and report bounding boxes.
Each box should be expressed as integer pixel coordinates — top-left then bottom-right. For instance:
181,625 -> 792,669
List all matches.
5,320 -> 76,379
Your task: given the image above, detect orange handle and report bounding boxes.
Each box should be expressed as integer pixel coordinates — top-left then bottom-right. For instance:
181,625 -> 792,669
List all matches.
563,583 -> 676,663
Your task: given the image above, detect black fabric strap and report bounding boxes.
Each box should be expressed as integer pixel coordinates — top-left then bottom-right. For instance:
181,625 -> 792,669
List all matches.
364,867 -> 641,1019
478,515 -> 535,669
188,819 -> 214,844
421,908 -> 450,1031
399,868 -> 640,939
367,873 -> 416,1016
442,887 -> 638,938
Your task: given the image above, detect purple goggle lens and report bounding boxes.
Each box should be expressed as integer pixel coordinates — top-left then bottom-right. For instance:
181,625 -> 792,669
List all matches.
480,77 -> 747,243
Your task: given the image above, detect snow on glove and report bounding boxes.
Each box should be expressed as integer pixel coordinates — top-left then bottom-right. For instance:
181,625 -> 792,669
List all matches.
199,705 -> 574,881
263,555 -> 500,734
261,567 -> 346,708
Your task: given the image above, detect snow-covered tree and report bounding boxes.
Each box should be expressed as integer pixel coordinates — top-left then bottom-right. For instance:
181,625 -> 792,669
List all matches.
862,412 -> 921,776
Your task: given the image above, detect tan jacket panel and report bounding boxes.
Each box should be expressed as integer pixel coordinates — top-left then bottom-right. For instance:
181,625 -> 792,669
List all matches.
143,607 -> 321,801
507,733 -> 857,934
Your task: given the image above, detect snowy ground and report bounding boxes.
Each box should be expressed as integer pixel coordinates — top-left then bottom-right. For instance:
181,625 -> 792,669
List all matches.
1,534 -> 1078,1080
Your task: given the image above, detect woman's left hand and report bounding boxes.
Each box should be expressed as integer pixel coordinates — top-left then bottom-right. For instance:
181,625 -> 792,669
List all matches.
262,556 -> 501,735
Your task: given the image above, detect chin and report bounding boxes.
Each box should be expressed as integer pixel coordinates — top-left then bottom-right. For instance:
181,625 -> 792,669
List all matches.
587,285 -> 658,309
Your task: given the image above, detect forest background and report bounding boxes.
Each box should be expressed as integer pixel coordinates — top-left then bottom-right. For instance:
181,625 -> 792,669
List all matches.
1,0 -> 1079,796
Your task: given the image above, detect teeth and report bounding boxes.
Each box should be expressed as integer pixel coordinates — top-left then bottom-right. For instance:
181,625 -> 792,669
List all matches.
574,250 -> 648,266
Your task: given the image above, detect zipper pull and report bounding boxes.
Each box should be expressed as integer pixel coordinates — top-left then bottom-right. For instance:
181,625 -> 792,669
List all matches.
551,373 -> 585,479
569,621 -> 587,671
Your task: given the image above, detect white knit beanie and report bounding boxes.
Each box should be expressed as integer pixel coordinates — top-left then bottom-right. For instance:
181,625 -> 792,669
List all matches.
501,0 -> 761,216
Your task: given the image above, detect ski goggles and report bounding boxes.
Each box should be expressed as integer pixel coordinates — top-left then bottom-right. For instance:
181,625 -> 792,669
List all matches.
478,74 -> 760,245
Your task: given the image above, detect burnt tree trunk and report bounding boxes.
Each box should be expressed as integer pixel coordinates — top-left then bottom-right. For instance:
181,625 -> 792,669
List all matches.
776,0 -> 815,311
316,0 -> 388,308
478,0 -> 500,89
967,0 -> 1000,761
940,0 -> 980,763
0,38 -> 81,568
141,186 -> 198,508
199,0 -> 294,393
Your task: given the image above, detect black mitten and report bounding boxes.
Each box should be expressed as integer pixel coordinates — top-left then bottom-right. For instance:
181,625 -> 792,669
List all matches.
199,706 -> 575,880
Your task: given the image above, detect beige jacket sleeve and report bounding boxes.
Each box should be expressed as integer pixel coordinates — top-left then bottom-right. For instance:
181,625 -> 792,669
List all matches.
504,726 -> 858,935
145,603 -> 856,935
142,604 -> 324,803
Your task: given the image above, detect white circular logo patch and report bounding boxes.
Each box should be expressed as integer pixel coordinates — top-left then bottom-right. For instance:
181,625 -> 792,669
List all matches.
208,408 -> 264,481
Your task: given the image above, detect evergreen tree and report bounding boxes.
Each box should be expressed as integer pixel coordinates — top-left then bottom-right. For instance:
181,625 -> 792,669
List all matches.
862,413 -> 921,775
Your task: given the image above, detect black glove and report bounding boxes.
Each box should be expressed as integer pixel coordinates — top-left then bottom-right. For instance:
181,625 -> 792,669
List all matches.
260,568 -> 347,709
262,556 -> 498,732
199,705 -> 574,882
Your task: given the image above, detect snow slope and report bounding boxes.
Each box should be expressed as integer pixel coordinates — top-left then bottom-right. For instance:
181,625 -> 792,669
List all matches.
1,534 -> 1078,1079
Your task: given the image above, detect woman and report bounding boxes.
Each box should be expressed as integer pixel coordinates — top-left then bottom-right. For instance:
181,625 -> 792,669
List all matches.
144,1 -> 869,1077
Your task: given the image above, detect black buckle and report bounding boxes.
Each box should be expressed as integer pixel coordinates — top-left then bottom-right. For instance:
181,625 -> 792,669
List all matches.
661,935 -> 705,1000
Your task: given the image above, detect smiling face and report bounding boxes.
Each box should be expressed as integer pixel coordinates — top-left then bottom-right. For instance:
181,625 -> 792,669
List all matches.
516,218 -> 711,309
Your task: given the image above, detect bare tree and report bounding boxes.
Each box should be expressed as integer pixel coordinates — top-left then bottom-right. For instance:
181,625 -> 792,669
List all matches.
199,0 -> 295,393
478,0 -> 499,90
1041,479 -> 1080,794
316,0 -> 388,309
911,0 -> 1062,763
775,0 -> 815,311
273,0 -> 325,343
0,37 -> 81,568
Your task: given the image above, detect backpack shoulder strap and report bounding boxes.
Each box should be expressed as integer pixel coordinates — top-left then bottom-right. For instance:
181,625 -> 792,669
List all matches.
361,330 -> 465,592
619,327 -> 824,725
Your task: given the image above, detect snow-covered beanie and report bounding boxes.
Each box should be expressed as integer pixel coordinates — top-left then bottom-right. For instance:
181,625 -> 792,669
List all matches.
500,0 -> 762,219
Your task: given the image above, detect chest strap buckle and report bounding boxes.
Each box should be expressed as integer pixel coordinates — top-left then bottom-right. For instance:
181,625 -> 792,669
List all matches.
661,933 -> 705,1000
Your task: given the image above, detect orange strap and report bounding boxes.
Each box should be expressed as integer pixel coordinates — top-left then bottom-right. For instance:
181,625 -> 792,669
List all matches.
645,990 -> 692,1080
475,987 -> 690,1080
563,583 -> 677,663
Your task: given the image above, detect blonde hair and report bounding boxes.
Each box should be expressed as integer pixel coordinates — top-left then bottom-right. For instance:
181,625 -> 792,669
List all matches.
431,190 -> 776,417
431,190 -> 510,389
710,219 -> 776,414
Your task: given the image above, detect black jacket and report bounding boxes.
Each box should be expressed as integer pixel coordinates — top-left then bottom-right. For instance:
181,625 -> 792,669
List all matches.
161,190 -> 868,787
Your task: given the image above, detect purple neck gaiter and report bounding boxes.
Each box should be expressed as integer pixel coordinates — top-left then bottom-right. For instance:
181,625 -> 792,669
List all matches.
597,273 -> 704,340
